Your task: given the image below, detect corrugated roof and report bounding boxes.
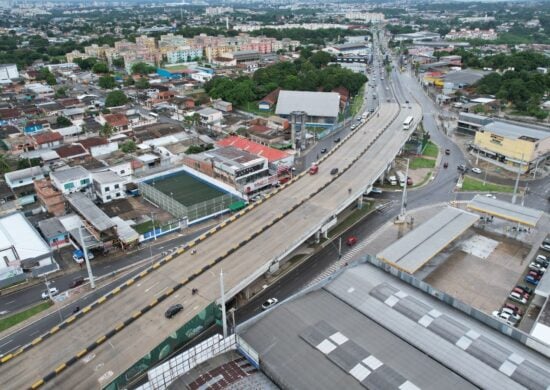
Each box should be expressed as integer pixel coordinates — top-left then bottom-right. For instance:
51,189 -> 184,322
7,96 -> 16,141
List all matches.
275,90 -> 340,118
217,135 -> 290,162
0,212 -> 50,261
482,121 -> 550,141
377,207 -> 479,274
50,166 -> 90,184
467,195 -> 543,227
66,192 -> 115,232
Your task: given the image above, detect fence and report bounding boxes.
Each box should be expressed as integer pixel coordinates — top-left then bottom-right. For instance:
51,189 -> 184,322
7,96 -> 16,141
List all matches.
138,181 -> 188,219
186,193 -> 242,222
140,219 -> 187,242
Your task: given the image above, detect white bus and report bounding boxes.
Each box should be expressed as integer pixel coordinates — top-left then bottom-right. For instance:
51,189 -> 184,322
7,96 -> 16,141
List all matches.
403,115 -> 413,130
396,170 -> 406,187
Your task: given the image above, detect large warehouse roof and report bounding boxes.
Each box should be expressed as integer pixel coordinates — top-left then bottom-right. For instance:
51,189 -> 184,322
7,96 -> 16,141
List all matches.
275,90 -> 340,118
238,264 -> 550,390
467,195 -> 543,227
377,207 -> 479,274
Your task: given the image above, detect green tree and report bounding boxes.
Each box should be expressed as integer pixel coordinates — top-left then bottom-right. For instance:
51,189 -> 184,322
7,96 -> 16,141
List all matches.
112,57 -> 125,68
92,62 -> 109,74
56,116 -> 72,127
74,57 -> 98,71
105,90 -> 128,107
0,154 -> 11,174
120,140 -> 136,153
98,75 -> 116,89
54,87 -> 67,98
17,158 -> 41,170
135,77 -> 150,89
100,123 -> 114,138
123,77 -> 135,86
37,67 -> 56,85
309,51 -> 334,68
131,62 -> 156,75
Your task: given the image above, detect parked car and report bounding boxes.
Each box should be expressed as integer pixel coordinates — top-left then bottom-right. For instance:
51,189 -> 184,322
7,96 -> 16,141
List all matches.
512,287 -> 530,299
330,168 -> 339,175
320,148 -> 327,154
71,277 -> 85,288
492,311 -> 518,326
443,162 -> 448,169
72,249 -> 94,264
525,274 -> 540,285
334,137 -> 341,143
508,291 -> 527,304
457,164 -> 467,172
261,298 -> 278,310
471,167 -> 482,174
41,287 -> 59,300
515,285 -> 534,295
528,269 -> 544,278
485,194 -> 496,199
445,149 -> 450,155
165,304 -> 184,319
535,255 -> 549,267
541,243 -> 550,252
529,262 -> 547,272
370,187 -> 383,194
499,308 -> 522,322
503,303 -> 523,316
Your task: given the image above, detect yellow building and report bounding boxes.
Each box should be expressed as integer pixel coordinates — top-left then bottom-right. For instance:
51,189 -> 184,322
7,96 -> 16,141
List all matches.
473,121 -> 550,173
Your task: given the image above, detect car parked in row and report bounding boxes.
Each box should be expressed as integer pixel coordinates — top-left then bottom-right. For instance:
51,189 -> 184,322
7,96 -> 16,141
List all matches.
41,287 -> 59,300
525,274 -> 540,285
508,291 -> 528,305
541,243 -> 550,252
529,262 -> 547,273
503,302 -> 523,316
492,311 -> 518,326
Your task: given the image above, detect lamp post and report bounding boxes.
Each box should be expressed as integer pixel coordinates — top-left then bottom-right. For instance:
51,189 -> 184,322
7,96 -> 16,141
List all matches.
78,226 -> 95,289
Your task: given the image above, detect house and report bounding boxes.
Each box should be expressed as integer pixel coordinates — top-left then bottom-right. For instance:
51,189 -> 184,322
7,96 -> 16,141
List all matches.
258,87 -> 281,111
101,113 -> 130,133
34,178 -> 65,216
61,107 -> 85,122
92,170 -> 126,203
54,143 -> 89,161
50,166 -> 92,194
275,90 -> 340,128
197,107 -> 223,124
32,131 -> 63,150
4,166 -> 45,190
0,212 -> 56,282
217,135 -> 294,167
38,217 -> 70,249
173,96 -> 195,110
213,100 -> 233,112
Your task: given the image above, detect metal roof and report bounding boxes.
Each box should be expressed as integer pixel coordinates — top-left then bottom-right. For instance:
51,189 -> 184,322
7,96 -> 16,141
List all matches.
482,121 -> 550,142
111,216 -> 139,244
50,166 -> 90,184
239,264 -> 550,390
66,192 -> 115,232
0,212 -> 51,261
92,170 -> 124,185
275,90 -> 340,118
38,217 -> 66,238
377,207 -> 479,274
467,195 -> 543,227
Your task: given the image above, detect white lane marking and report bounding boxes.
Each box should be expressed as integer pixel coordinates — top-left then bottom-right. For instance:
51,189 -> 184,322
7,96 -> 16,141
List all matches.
145,282 -> 159,293
0,339 -> 13,348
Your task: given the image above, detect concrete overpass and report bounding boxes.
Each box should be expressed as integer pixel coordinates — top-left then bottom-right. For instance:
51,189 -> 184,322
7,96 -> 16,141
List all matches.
0,82 -> 422,389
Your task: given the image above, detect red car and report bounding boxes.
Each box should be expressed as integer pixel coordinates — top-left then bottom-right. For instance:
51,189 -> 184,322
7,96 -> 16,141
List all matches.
512,288 -> 529,299
503,303 -> 524,316
528,271 -> 542,280
346,236 -> 358,246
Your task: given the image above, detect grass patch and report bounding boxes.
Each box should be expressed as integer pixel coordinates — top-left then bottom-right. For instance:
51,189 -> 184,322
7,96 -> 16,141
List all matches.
326,201 -> 374,238
133,220 -> 157,234
0,301 -> 52,332
409,157 -> 436,169
461,176 -> 515,193
422,141 -> 438,158
237,101 -> 273,117
349,85 -> 365,117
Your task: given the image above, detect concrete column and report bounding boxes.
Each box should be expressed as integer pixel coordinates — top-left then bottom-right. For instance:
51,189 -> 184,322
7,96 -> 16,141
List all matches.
315,230 -> 321,244
357,196 -> 363,210
378,171 -> 385,185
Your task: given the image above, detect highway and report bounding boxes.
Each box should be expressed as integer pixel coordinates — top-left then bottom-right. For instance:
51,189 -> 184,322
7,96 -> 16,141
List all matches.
0,78 -> 422,390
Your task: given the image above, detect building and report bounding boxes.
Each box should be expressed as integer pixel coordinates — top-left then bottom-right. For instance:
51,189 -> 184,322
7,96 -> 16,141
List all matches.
258,88 -> 281,111
4,166 -> 46,191
32,131 -> 63,150
344,12 -> 385,23
275,90 -> 341,128
50,166 -> 92,194
472,120 -> 550,173
92,170 -> 127,204
34,178 -> 65,216
217,135 -> 294,168
0,64 -> 19,84
0,212 -> 56,282
38,217 -> 70,249
165,47 -> 203,64
212,100 -> 233,112
446,28 -> 497,41
456,112 -> 492,135
325,43 -> 370,56
197,107 -> 223,124
394,31 -> 441,43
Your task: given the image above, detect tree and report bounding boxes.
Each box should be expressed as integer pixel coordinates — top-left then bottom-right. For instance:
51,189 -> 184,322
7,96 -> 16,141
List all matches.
112,57 -> 125,68
309,51 -> 334,68
74,57 -> 98,71
37,67 -> 56,85
56,116 -> 72,127
105,90 -> 128,107
123,77 -> 135,86
92,62 -> 109,74
120,140 -> 137,153
131,62 -> 156,75
55,87 -> 67,98
135,77 -> 150,89
98,75 -> 116,89
0,154 -> 11,174
17,158 -> 40,170
100,123 -> 114,138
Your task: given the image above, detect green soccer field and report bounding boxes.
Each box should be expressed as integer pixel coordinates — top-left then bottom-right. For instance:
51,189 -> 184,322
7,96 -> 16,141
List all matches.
148,172 -> 226,206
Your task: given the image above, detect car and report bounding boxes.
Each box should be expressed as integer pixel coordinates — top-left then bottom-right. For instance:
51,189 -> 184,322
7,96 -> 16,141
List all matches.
492,311 -> 518,326
330,168 -> 339,175
536,254 -> 548,262
443,162 -> 448,169
508,291 -> 527,304
529,269 -> 544,278
457,164 -> 467,172
503,303 -> 524,316
405,100 -> 409,104
41,287 -> 59,300
351,124 -> 357,130
485,194 -> 496,199
471,167 -> 482,174
320,148 -> 327,154
334,137 -> 341,143
529,262 -> 547,272
499,308 -> 522,321
261,298 -> 278,310
165,304 -> 184,319
370,187 -> 383,194
535,255 -> 549,267
346,236 -> 358,246
541,243 -> 550,252
72,249 -> 94,264
511,287 -> 530,299
71,277 -> 85,288
525,274 -> 540,285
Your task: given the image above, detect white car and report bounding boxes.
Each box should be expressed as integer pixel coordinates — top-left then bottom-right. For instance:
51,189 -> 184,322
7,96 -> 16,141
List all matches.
541,243 -> 550,252
508,291 -> 527,305
500,308 -> 522,321
485,194 -> 496,199
492,311 -> 518,326
529,262 -> 547,272
41,287 -> 59,300
472,167 -> 482,174
261,298 -> 278,310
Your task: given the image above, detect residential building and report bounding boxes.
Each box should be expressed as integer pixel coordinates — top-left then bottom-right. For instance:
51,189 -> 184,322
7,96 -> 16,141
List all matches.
445,28 -> 497,41
166,47 -> 203,64
5,166 -> 45,190
217,135 -> 294,168
197,107 -> 223,124
0,64 -> 19,84
258,88 -> 281,111
472,120 -> 550,173
32,131 -> 63,150
34,178 -> 65,216
213,100 -> 233,112
38,216 -> 70,249
50,166 -> 92,194
344,12 -> 385,23
99,113 -> 130,133
92,170 -> 126,204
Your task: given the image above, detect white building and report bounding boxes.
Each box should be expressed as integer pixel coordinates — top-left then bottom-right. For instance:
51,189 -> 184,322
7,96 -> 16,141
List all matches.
345,12 -> 385,23
4,166 -> 46,190
197,107 -> 223,124
0,212 -> 55,281
26,83 -> 55,98
92,171 -> 126,203
50,166 -> 92,194
0,64 -> 19,84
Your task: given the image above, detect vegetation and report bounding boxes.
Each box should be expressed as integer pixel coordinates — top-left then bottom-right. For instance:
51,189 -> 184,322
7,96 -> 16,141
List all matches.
185,144 -> 214,154
120,140 -> 137,153
0,301 -> 52,332
249,27 -> 368,45
112,57 -> 125,68
409,157 -> 436,169
105,90 -> 128,107
135,78 -> 150,90
54,87 -> 68,98
461,176 -> 514,193
131,62 -> 156,75
99,123 -> 114,137
98,75 -> 116,89
92,62 -> 109,74
56,116 -> 72,127
422,142 -> 439,158
37,67 -> 56,85
205,52 -> 367,107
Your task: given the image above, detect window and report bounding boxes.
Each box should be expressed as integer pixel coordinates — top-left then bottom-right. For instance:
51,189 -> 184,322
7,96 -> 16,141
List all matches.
114,184 -> 120,189
80,179 -> 89,185
64,182 -> 74,190
106,195 -> 111,200
116,192 -> 121,197
105,186 -> 110,192
120,170 -> 125,174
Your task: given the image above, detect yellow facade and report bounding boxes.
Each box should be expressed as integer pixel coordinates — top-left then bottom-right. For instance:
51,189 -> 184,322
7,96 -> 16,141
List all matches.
474,131 -> 535,169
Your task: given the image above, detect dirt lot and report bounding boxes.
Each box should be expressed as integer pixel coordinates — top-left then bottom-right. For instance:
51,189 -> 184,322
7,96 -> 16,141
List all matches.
424,229 -> 531,314
101,197 -> 173,224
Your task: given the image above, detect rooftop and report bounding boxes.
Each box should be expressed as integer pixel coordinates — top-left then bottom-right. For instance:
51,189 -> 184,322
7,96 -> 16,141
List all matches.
482,121 -> 550,142
217,135 -> 290,162
93,170 -> 124,185
275,90 -> 340,118
50,166 -> 90,184
66,192 -> 115,232
38,217 -> 66,238
0,212 -> 50,261
443,69 -> 489,86
467,195 -> 544,227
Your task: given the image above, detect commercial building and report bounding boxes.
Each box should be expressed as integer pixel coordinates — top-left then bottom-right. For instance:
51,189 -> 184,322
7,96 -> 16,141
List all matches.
472,120 -> 550,173
394,31 -> 441,42
275,90 -> 341,128
456,112 -> 492,135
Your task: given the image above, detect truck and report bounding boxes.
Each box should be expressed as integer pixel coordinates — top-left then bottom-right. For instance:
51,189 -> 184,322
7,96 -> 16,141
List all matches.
309,163 -> 319,175
388,175 -> 397,186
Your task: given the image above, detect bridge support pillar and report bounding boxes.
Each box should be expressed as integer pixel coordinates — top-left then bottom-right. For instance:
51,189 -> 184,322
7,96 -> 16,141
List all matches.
315,230 -> 321,244
378,171 -> 385,185
357,196 -> 363,210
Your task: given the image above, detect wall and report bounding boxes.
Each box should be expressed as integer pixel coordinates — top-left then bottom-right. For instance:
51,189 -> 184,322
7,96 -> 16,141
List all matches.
475,131 -> 535,162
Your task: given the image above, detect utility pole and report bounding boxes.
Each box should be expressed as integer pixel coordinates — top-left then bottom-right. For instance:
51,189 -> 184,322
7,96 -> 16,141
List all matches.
220,269 -> 227,338
511,154 -> 524,205
78,226 -> 95,289
338,237 -> 342,258
151,212 -> 157,240
399,158 -> 409,219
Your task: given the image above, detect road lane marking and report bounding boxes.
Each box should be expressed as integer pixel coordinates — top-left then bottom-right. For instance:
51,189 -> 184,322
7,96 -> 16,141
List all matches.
0,339 -> 13,348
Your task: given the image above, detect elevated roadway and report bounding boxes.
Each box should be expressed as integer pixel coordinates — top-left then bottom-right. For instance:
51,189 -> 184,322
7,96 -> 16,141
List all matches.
0,84 -> 421,389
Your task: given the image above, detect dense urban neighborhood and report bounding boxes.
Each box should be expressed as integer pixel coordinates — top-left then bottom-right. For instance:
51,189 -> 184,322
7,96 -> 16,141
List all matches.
0,1 -> 549,389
